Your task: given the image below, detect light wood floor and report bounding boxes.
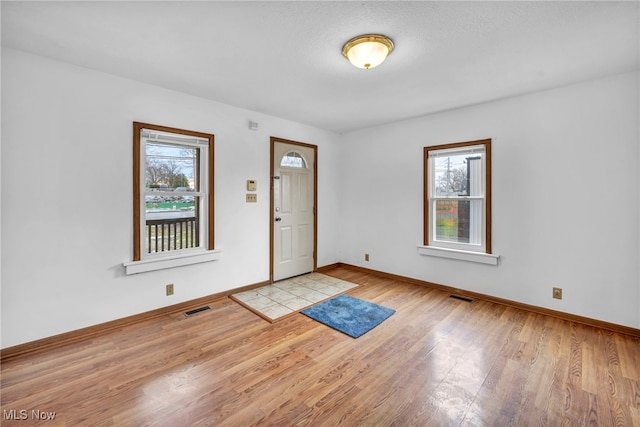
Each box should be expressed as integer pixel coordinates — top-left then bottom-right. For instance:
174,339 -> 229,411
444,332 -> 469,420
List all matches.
2,266 -> 639,426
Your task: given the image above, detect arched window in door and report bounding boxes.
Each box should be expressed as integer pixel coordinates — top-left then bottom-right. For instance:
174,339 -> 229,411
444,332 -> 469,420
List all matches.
280,151 -> 307,168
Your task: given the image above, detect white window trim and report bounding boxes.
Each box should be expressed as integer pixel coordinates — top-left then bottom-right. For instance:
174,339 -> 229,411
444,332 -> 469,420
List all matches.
417,245 -> 499,265
123,249 -> 221,275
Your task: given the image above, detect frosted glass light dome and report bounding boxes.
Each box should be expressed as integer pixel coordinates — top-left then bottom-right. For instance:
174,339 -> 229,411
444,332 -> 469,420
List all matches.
342,34 -> 394,69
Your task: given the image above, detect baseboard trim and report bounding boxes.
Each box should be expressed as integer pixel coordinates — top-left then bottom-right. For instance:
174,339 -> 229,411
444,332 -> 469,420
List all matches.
331,263 -> 640,338
0,279 -> 271,362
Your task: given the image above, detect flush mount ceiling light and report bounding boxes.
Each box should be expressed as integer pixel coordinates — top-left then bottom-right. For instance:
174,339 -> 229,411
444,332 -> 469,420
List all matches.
342,34 -> 394,69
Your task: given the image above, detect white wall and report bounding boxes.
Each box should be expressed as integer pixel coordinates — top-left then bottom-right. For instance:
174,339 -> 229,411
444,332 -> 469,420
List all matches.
1,49 -> 342,347
2,48 -> 638,349
338,71 -> 640,328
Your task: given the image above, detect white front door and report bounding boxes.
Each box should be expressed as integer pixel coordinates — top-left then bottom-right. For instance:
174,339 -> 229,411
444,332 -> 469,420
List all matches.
272,140 -> 315,282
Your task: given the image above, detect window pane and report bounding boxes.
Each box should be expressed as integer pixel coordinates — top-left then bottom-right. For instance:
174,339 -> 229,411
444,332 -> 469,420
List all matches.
434,200 -> 482,245
145,193 -> 196,212
146,142 -> 199,191
434,154 -> 483,197
145,195 -> 200,254
281,151 -> 307,168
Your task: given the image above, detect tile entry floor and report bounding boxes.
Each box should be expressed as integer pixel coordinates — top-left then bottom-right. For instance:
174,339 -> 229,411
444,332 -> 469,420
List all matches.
230,272 -> 358,322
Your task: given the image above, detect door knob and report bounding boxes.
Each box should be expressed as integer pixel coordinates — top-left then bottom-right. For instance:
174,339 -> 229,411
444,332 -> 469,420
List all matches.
275,217 -> 282,222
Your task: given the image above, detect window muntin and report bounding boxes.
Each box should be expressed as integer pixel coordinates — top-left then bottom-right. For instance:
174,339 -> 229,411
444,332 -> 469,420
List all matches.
424,140 -> 491,253
133,122 -> 214,261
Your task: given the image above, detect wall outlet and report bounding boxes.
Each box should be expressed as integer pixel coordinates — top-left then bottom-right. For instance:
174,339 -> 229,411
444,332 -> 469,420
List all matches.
365,253 -> 370,262
166,284 -> 174,296
552,287 -> 562,300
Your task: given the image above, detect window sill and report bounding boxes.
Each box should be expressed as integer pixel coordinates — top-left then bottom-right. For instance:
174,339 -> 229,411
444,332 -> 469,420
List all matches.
417,245 -> 499,265
123,249 -> 221,275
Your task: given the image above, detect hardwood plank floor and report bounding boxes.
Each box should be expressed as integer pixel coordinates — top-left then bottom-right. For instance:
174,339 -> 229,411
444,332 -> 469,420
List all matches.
2,266 -> 639,426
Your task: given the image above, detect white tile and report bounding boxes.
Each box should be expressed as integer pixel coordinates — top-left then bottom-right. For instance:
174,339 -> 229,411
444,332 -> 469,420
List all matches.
272,281 -> 299,291
282,297 -> 314,311
245,295 -> 279,310
315,284 -> 342,296
261,304 -> 294,319
318,276 -> 342,284
257,286 -> 290,299
287,287 -> 327,301
303,281 -> 329,291
231,273 -> 358,320
272,279 -> 293,287
331,282 -> 358,291
232,290 -> 262,302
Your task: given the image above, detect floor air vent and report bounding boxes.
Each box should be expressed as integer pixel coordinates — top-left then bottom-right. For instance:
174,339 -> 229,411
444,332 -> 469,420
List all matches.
184,306 -> 211,317
449,295 -> 474,303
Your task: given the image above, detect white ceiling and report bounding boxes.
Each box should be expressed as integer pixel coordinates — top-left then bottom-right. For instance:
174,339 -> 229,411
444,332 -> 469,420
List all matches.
2,1 -> 638,133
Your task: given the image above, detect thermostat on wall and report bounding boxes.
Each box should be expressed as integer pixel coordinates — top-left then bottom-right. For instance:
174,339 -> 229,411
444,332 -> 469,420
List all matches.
247,180 -> 257,191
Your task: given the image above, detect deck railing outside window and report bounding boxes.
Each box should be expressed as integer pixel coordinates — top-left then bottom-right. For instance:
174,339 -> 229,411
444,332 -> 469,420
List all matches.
145,216 -> 198,254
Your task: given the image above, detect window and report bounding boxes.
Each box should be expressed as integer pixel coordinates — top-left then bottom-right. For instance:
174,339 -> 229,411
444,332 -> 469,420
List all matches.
424,139 -> 491,254
280,151 -> 307,168
132,122 -> 214,262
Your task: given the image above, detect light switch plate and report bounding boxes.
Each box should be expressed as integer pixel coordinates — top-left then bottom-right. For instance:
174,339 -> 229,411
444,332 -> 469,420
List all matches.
246,193 -> 257,203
